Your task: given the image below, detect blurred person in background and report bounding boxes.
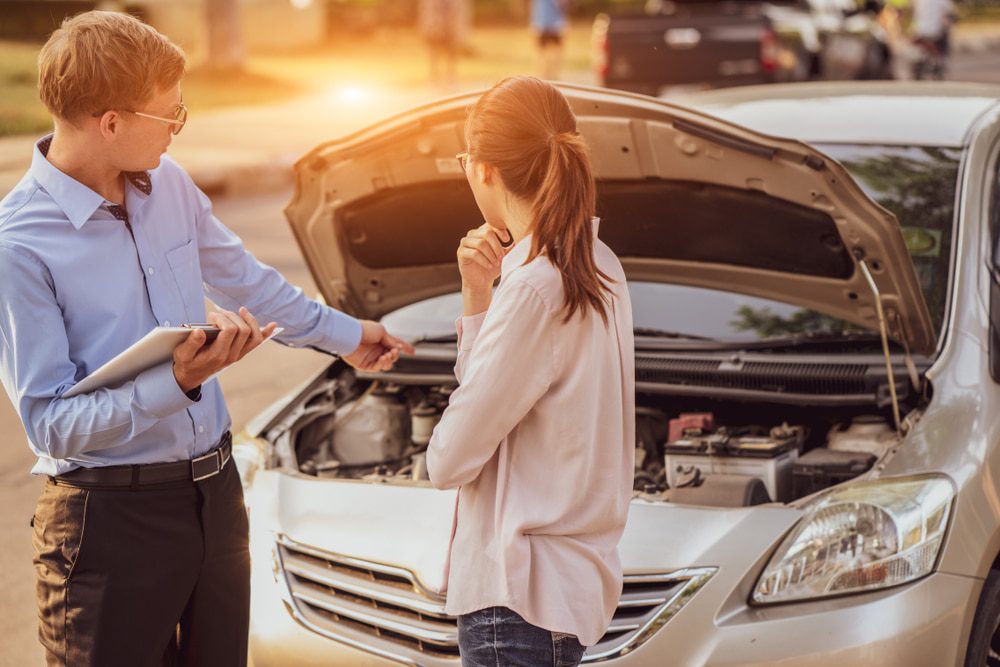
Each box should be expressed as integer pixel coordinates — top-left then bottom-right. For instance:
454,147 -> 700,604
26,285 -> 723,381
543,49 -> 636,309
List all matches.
533,0 -> 570,80
911,0 -> 956,77
882,0 -> 955,79
420,0 -> 464,86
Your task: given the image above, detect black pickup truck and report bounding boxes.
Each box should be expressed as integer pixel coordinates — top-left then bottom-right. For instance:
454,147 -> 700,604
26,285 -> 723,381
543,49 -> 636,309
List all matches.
593,0 -> 891,96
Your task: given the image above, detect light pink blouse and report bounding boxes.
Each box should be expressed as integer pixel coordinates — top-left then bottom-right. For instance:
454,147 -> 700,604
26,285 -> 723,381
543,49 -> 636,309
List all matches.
427,220 -> 636,647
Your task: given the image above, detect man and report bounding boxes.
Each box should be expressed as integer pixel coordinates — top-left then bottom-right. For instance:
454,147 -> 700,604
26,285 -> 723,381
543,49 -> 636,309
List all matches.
419,0 -> 463,87
883,0 -> 955,79
0,10 -> 413,666
911,0 -> 956,58
532,0 -> 569,81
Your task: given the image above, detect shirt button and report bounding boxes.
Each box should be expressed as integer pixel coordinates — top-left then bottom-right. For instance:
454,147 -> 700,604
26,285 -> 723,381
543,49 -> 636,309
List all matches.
163,320 -> 171,327
147,267 -> 155,275
198,425 -> 206,434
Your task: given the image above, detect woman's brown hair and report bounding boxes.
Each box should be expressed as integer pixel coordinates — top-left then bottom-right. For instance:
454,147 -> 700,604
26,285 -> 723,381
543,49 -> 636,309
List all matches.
466,76 -> 612,325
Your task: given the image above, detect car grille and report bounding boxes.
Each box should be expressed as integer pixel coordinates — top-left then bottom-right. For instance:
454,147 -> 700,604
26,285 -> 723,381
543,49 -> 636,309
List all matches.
275,535 -> 716,664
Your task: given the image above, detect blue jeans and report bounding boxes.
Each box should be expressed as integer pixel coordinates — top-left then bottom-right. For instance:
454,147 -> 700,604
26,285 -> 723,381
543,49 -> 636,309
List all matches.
458,606 -> 587,667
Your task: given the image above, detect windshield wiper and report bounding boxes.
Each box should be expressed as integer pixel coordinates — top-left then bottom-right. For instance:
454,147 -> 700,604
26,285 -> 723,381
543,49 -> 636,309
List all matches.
633,327 -> 714,341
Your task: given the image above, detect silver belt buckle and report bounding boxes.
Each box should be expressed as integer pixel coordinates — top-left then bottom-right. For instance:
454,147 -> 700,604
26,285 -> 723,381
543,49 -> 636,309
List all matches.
191,449 -> 222,482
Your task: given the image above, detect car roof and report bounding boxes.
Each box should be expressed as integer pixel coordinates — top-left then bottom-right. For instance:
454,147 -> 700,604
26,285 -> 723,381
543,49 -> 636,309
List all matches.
673,81 -> 1000,147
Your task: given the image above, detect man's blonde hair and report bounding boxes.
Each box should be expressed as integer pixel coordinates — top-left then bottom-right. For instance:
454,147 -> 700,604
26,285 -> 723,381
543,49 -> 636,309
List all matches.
38,11 -> 186,122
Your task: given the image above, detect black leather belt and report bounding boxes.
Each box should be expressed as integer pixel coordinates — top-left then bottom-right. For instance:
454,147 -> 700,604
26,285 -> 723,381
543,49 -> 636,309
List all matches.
55,432 -> 233,487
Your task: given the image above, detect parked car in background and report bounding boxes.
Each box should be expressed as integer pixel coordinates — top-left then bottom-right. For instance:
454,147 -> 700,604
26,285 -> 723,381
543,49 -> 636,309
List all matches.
593,0 -> 891,96
236,81 -> 1000,665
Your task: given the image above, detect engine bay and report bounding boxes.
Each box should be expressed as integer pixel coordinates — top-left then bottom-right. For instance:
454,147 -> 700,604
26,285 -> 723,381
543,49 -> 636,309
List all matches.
263,368 -> 910,507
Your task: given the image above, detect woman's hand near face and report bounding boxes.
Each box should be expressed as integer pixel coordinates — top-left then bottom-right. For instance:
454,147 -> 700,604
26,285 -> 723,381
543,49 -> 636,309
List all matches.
457,223 -> 508,315
458,223 -> 506,290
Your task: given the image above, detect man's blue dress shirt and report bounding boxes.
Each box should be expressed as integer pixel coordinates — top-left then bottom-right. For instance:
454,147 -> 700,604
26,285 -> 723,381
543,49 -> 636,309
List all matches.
0,136 -> 363,476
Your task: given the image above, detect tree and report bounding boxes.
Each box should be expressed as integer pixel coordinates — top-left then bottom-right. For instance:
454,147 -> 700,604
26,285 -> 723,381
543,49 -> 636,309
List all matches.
205,0 -> 246,71
730,305 -> 859,339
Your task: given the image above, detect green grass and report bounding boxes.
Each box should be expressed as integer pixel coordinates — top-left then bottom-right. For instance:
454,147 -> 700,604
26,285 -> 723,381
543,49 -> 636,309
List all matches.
960,5 -> 1000,24
0,41 -> 51,137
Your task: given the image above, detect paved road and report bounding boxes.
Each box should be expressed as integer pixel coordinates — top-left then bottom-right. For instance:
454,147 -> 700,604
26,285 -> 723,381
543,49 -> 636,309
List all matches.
948,48 -> 1000,83
2,49 -> 1000,665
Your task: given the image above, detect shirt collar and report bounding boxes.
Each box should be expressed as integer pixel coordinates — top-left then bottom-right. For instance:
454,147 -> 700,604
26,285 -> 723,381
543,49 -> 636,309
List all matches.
500,217 -> 601,281
30,135 -> 153,230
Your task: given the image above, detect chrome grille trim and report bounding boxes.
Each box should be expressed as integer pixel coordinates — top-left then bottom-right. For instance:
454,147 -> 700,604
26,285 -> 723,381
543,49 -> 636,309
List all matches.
275,534 -> 717,663
616,591 -> 670,608
278,535 -> 441,599
292,587 -> 457,646
283,552 -> 450,618
584,567 -> 717,662
604,620 -> 643,634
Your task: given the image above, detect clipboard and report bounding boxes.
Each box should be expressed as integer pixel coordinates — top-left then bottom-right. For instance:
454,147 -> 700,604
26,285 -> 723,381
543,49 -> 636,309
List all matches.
62,325 -> 284,398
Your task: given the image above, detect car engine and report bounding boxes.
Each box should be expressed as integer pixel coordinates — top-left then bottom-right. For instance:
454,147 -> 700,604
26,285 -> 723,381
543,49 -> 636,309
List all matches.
265,372 -> 902,507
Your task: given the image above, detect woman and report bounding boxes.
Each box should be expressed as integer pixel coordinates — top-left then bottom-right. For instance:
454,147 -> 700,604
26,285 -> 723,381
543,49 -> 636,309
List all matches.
532,0 -> 569,80
418,0 -> 462,87
426,76 -> 636,667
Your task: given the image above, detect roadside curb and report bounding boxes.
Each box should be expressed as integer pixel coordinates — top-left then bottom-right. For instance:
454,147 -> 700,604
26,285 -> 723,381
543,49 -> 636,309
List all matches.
187,155 -> 297,197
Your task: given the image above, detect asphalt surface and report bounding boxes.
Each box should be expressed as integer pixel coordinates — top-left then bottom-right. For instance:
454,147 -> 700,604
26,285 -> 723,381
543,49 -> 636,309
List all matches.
948,48 -> 1000,83
2,50 -> 1000,665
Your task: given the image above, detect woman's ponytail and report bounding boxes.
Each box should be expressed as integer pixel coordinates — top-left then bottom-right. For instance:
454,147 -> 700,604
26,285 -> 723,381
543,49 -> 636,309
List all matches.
530,132 -> 611,325
466,76 -> 613,326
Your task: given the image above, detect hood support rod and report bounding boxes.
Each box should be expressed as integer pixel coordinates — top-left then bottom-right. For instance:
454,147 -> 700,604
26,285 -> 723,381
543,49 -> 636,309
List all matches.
859,259 -> 903,436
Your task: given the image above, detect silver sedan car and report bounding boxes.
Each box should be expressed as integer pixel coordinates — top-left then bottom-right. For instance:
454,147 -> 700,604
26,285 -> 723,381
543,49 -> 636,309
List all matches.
235,81 -> 1000,666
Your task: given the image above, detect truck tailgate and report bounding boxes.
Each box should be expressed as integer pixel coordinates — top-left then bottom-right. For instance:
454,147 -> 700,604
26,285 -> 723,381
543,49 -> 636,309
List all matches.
604,5 -> 770,91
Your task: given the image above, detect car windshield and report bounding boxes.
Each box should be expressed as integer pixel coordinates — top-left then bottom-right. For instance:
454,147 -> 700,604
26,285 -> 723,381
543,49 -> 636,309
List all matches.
382,144 -> 961,348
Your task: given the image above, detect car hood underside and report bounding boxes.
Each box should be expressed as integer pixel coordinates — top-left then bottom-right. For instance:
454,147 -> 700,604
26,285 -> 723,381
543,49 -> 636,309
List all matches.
284,83 -> 936,354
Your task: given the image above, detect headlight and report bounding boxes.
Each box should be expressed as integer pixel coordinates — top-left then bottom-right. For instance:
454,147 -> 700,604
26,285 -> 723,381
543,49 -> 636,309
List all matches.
752,474 -> 954,605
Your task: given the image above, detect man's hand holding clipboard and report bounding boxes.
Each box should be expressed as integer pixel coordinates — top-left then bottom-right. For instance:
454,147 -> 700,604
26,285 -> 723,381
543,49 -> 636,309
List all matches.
62,306 -> 415,400
172,307 -> 278,394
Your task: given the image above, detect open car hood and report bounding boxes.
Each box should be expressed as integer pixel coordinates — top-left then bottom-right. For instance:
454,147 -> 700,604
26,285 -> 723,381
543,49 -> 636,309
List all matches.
284,83 -> 936,354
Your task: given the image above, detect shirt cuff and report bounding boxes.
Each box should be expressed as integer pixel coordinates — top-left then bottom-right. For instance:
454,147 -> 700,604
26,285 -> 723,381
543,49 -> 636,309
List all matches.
133,362 -> 196,419
456,312 -> 487,352
323,309 -> 364,356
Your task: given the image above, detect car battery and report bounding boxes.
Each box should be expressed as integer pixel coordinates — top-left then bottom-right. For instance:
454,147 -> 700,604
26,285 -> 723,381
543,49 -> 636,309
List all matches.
792,448 -> 876,498
664,427 -> 803,502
